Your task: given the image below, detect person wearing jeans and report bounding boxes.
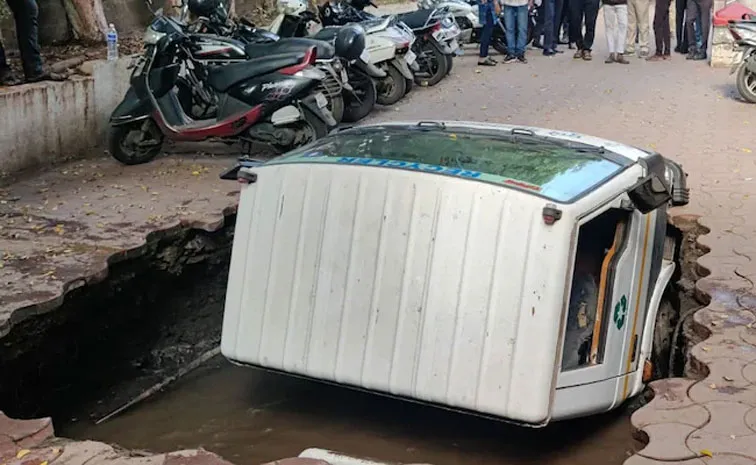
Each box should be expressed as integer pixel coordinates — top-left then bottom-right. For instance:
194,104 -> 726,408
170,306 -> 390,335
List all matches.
569,0 -> 600,60
603,0 -> 630,63
542,0 -> 560,55
625,0 -> 651,57
685,0 -> 712,60
503,0 -> 532,63
478,0 -> 498,65
0,0 -> 56,84
648,0 -> 673,60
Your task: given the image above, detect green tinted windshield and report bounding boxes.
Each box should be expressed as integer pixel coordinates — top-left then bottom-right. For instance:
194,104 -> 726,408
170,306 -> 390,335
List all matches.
266,126 -> 630,202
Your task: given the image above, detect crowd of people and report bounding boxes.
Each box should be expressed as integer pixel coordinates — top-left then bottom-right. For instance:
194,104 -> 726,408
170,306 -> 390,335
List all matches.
477,0 -> 710,65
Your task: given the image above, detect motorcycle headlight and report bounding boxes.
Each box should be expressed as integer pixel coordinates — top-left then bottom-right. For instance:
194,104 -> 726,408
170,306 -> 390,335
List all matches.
441,16 -> 454,28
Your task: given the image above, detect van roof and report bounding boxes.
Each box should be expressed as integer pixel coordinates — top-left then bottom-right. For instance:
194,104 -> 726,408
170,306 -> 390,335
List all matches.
264,122 -> 639,203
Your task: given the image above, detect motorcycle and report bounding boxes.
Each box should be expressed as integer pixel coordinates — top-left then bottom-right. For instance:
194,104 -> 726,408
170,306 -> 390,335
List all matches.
728,15 -> 756,104
108,12 -> 336,165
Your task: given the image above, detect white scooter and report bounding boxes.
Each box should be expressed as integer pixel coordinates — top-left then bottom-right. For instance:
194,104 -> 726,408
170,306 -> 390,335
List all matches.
268,0 -> 416,105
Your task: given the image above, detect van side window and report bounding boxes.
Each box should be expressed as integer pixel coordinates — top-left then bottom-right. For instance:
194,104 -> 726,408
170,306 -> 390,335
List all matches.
562,208 -> 630,371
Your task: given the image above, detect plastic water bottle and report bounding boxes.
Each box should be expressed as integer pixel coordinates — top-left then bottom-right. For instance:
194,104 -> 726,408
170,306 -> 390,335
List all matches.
107,23 -> 119,61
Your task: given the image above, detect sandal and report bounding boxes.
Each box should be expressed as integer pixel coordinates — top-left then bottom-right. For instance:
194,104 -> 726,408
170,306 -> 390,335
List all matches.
478,57 -> 497,66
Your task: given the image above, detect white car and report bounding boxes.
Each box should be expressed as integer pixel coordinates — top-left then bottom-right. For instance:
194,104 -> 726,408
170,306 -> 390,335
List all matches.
219,121 -> 690,426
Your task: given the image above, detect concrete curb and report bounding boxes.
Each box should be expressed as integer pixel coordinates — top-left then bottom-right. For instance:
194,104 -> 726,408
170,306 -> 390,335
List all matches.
0,57 -> 132,177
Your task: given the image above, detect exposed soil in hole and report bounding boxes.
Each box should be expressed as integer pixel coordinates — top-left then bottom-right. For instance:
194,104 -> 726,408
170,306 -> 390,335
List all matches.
0,214 -> 709,465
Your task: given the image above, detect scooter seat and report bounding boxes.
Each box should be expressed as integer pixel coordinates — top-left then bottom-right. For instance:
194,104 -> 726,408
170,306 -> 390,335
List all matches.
207,52 -> 306,92
311,26 -> 342,43
396,9 -> 433,29
245,38 -> 336,60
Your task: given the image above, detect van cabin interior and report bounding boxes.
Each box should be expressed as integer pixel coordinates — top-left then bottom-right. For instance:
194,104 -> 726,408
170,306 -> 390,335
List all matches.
562,208 -> 629,372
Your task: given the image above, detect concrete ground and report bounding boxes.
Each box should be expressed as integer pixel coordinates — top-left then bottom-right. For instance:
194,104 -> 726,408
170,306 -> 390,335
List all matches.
2,2 -> 756,464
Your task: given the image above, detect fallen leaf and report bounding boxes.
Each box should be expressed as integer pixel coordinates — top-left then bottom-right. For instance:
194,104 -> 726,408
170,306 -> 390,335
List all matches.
699,449 -> 713,458
16,450 -> 30,459
742,148 -> 752,153
709,383 -> 717,389
723,376 -> 734,381
702,346 -> 710,351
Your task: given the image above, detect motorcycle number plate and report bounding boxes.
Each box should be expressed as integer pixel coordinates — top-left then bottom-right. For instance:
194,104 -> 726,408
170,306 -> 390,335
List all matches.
405,50 -> 417,65
314,92 -> 329,109
360,49 -> 371,63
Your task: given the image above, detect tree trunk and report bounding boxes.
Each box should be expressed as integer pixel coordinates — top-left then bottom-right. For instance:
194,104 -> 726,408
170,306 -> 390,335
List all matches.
61,0 -> 108,43
227,0 -> 236,18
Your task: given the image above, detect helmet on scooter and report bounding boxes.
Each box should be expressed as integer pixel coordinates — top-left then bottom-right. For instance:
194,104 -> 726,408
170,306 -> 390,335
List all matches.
334,24 -> 366,61
187,0 -> 221,18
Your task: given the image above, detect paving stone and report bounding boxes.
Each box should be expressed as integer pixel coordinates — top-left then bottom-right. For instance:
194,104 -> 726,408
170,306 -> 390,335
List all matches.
623,455 -> 706,465
261,460 -> 331,465
700,455 -> 756,465
696,401 -> 755,438
742,326 -> 756,347
54,441 -> 118,465
690,336 -> 756,365
636,423 -> 700,461
743,362 -> 756,384
5,446 -> 65,465
632,404 -> 710,429
646,378 -> 698,410
0,413 -> 54,445
689,378 -> 756,405
687,432 -> 756,457
745,407 -> 756,434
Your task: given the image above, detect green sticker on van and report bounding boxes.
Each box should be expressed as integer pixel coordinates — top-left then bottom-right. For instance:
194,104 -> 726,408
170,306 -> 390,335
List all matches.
613,295 -> 628,330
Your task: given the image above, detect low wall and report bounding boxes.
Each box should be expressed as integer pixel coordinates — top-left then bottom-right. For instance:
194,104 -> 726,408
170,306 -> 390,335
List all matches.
0,57 -> 131,176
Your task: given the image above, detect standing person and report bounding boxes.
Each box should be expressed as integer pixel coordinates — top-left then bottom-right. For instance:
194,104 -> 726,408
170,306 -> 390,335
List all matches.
625,0 -> 650,57
532,0 -> 545,48
685,0 -> 711,60
478,0 -> 498,66
648,0 -> 673,60
569,0 -> 600,60
503,0 -> 532,63
603,0 -> 630,63
0,0 -> 59,85
675,0 -> 688,53
542,0 -> 559,55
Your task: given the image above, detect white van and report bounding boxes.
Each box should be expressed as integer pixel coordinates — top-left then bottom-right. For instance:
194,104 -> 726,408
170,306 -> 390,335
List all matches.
219,121 -> 690,426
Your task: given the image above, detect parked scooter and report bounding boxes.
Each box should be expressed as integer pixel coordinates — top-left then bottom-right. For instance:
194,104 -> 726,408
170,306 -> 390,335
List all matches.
418,0 -> 535,54
316,0 -> 417,104
728,15 -> 756,103
351,0 -> 461,86
109,12 -> 336,165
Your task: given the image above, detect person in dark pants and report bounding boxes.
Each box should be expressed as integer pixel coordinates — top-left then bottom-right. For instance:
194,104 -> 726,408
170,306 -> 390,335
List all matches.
685,0 -> 711,60
532,0 -> 545,48
648,0 -> 673,60
675,0 -> 688,53
569,0 -> 600,60
0,0 -> 59,85
478,0 -> 498,65
542,0 -> 560,55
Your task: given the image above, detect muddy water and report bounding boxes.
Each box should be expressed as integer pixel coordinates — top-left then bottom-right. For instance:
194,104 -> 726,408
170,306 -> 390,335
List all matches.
62,357 -> 643,465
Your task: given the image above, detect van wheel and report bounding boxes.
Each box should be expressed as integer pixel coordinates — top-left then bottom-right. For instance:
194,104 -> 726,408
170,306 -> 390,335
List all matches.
108,119 -> 164,166
651,297 -> 676,379
376,63 -> 407,105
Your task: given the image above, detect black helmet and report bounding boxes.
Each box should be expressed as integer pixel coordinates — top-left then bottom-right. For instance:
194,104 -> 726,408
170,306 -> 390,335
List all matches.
334,24 -> 365,61
187,0 -> 221,18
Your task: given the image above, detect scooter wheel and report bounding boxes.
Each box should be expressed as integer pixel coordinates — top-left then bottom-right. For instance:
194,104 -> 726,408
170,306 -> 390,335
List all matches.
736,63 -> 756,104
414,41 -> 448,87
343,68 -> 377,123
376,63 -> 408,106
108,119 -> 164,166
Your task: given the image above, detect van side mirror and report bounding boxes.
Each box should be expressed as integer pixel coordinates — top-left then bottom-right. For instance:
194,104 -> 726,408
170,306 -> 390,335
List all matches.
627,174 -> 671,214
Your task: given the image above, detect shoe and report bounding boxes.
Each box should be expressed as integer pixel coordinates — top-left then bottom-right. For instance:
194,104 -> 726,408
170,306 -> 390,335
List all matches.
478,57 -> 497,66
625,48 -> 635,56
605,53 -> 615,63
686,48 -> 698,60
615,54 -> 630,64
532,39 -> 544,49
639,49 -> 650,58
662,54 -> 671,60
503,55 -> 517,64
543,48 -> 557,56
582,50 -> 592,61
25,68 -> 66,83
692,50 -> 707,60
0,67 -> 20,86
517,55 -> 528,64
573,49 -> 583,59
646,53 -> 665,62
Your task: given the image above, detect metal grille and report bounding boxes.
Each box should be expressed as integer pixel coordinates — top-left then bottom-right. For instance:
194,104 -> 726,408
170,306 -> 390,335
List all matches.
315,65 -> 343,98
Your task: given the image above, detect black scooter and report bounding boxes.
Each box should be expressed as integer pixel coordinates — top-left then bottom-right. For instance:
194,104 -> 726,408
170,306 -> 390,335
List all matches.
109,16 -> 336,165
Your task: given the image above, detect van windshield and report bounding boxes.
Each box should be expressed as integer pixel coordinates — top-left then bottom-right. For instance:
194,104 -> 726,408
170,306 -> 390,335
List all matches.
266,126 -> 630,203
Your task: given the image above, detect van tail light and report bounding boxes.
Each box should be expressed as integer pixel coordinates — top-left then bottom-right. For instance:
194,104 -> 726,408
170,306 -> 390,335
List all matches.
542,204 -> 563,225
